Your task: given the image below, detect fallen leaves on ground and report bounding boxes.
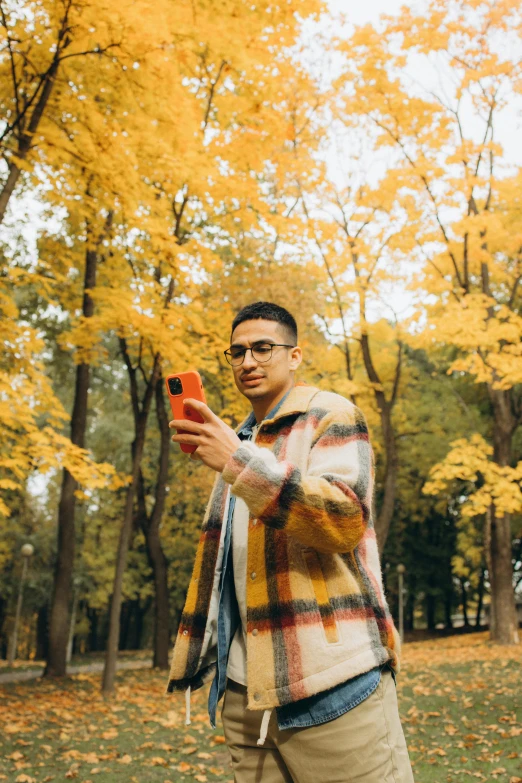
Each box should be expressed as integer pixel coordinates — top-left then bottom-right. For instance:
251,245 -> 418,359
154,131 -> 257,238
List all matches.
398,632 -> 521,782
0,632 -> 519,782
0,666 -> 232,783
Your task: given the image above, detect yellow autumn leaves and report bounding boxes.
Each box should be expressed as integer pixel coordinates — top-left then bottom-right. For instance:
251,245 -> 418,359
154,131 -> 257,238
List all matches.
425,434 -> 522,518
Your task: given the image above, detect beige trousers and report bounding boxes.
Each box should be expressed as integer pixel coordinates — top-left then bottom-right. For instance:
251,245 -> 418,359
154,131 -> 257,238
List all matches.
221,670 -> 415,783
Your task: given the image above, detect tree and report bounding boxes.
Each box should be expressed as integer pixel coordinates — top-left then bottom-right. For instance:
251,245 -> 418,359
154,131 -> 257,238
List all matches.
0,0 -> 127,223
294,170 -> 408,551
335,0 -> 522,643
0,250 -> 121,521
45,203 -> 113,677
3,0 -> 165,674
134,380 -> 171,669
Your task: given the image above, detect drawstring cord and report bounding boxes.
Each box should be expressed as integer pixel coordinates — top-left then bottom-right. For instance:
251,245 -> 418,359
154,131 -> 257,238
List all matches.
257,709 -> 272,746
185,685 -> 191,725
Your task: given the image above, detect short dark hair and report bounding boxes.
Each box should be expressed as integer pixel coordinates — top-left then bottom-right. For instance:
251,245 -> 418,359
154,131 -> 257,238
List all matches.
231,301 -> 298,345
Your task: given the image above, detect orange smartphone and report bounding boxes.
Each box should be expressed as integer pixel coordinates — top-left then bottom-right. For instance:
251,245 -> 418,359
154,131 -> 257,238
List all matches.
165,371 -> 207,454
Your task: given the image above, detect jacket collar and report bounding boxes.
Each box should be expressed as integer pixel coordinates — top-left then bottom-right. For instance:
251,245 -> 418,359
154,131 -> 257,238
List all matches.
235,381 -> 320,433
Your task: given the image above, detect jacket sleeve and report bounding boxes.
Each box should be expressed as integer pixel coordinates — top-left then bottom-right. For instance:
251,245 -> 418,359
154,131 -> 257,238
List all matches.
221,406 -> 374,553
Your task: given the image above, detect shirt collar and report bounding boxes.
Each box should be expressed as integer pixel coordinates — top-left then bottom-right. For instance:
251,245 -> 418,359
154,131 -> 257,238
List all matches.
236,382 -> 318,438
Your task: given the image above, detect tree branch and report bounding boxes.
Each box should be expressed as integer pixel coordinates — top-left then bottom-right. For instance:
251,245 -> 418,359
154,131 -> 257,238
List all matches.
202,59 -> 227,130
391,340 -> 402,406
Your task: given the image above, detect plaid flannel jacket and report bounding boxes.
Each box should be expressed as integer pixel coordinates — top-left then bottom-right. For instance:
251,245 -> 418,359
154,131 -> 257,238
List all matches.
166,382 -> 400,712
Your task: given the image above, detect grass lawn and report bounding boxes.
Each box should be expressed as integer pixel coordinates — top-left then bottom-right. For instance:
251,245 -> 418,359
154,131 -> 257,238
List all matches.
0,632 -> 520,783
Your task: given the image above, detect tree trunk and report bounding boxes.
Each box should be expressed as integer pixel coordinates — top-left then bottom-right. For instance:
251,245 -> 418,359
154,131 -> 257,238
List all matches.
0,163 -> 24,225
36,604 -> 49,660
490,509 -> 518,643
119,601 -> 132,651
87,608 -> 97,652
102,271 -> 174,692
475,566 -> 485,628
484,506 -> 495,636
147,527 -> 170,668
405,574 -> 416,632
133,601 -> 143,650
101,419 -> 150,691
375,401 -> 398,552
359,332 -> 400,552
133,597 -> 151,649
138,378 -> 171,670
45,245 -> 98,677
488,388 -> 519,644
102,353 -> 161,694
66,587 -> 79,663
444,593 -> 453,630
460,579 -> 469,627
0,596 -> 7,658
426,593 -> 436,631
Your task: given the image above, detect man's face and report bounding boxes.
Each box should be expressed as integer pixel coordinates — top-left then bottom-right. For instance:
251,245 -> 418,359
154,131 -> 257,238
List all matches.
229,319 -> 302,401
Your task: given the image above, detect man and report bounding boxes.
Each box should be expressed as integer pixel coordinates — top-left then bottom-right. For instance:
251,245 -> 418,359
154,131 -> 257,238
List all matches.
167,301 -> 414,783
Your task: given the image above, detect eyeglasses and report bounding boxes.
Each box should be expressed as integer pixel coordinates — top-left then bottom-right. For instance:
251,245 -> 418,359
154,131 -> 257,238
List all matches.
224,342 -> 295,366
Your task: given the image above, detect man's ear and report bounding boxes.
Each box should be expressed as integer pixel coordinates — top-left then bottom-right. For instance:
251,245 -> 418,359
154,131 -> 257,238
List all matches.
289,346 -> 302,371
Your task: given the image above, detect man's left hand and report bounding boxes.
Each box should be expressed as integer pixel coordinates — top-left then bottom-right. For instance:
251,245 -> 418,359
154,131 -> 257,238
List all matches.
169,398 -> 243,472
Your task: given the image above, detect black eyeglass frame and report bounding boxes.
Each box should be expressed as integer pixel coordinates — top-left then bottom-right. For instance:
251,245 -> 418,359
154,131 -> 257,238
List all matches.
223,342 -> 296,366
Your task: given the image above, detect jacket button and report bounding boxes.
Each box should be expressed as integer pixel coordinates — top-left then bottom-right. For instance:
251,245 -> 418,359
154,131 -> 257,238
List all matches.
182,630 -> 188,636
252,519 -> 257,526
250,571 -> 257,580
252,628 -> 258,636
254,692 -> 261,701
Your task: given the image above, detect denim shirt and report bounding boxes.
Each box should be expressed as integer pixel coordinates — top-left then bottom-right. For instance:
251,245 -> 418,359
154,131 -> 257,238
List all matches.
208,388 -> 391,730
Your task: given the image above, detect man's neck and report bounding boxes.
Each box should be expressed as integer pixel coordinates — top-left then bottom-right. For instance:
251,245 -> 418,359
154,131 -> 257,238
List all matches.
251,380 -> 295,424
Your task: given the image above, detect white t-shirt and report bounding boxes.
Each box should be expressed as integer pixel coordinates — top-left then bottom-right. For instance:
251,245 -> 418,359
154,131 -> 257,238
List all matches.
226,422 -> 260,685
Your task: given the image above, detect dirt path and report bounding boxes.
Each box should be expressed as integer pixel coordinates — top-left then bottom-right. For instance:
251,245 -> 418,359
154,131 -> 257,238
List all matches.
0,658 -> 153,685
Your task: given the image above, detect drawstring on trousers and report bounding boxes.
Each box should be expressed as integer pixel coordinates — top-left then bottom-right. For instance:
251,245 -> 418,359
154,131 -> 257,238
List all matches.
184,683 -> 270,743
185,685 -> 191,725
257,709 -> 272,746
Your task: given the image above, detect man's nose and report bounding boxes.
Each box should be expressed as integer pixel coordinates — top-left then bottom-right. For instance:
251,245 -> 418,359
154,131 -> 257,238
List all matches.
242,349 -> 259,370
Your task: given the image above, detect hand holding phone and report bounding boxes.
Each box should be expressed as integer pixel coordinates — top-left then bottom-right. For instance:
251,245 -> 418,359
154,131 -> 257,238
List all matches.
167,373 -> 243,471
165,371 -> 207,454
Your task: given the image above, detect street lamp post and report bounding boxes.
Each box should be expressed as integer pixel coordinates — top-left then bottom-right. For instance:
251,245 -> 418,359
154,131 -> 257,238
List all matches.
397,563 -> 406,645
8,543 -> 35,665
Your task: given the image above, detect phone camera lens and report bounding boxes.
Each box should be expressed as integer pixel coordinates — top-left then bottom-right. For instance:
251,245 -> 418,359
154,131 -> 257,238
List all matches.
168,377 -> 183,396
